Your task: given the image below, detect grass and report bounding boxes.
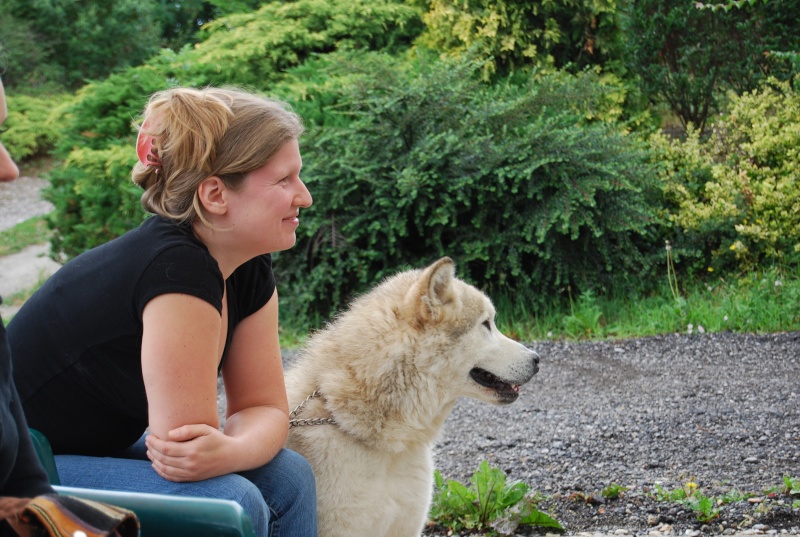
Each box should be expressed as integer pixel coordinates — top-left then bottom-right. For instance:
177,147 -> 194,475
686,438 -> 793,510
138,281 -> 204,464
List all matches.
0,215 -> 51,257
274,268 -> 800,349
0,217 -> 53,322
493,266 -> 800,344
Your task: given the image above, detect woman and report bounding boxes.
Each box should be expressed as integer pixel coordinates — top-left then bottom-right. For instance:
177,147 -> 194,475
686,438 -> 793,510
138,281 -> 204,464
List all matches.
8,86 -> 317,536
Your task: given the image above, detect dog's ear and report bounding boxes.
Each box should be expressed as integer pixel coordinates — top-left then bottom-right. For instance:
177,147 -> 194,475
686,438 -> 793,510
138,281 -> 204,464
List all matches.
405,257 -> 456,327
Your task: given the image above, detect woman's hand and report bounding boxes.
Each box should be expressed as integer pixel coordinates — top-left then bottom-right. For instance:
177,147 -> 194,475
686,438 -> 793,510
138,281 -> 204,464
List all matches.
145,425 -> 237,482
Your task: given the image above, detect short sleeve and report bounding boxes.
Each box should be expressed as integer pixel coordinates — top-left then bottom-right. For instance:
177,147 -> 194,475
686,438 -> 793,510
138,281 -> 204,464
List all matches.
229,254 -> 275,319
134,245 -> 224,316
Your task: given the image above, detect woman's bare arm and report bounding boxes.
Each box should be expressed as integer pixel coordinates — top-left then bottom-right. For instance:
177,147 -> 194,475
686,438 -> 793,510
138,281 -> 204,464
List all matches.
141,290 -> 288,481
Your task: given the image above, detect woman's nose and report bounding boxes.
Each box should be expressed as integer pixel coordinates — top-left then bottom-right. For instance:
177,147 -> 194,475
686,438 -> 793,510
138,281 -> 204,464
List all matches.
297,179 -> 313,208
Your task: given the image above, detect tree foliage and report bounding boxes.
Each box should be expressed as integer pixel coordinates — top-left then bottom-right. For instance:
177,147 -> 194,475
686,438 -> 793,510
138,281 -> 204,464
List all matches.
0,0 -> 162,90
622,0 -> 800,132
0,0 -> 264,91
156,0 -> 262,50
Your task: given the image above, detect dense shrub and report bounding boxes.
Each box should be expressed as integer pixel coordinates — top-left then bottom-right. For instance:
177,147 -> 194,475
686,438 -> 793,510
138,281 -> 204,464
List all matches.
0,93 -> 71,160
651,78 -> 800,274
45,144 -> 146,262
274,54 -> 662,325
56,65 -> 171,153
183,0 -> 423,87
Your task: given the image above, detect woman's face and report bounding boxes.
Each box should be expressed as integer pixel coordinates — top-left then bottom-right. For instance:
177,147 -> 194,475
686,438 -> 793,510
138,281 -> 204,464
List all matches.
226,138 -> 312,255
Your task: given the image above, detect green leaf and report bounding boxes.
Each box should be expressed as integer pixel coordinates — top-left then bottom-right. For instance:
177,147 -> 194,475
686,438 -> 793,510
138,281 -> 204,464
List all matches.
520,509 -> 565,530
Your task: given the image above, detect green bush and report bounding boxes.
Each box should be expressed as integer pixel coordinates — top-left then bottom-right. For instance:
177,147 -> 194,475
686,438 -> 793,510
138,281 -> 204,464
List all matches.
56,65 -> 172,154
274,54 -> 661,325
651,77 -> 800,274
414,0 -> 622,79
46,144 -> 147,262
182,0 -> 423,87
0,92 -> 72,160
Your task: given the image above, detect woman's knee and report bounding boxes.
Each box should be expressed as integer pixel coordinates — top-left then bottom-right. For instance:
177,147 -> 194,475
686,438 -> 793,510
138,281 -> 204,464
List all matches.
240,448 -> 316,515
274,449 -> 316,501
226,477 -> 271,532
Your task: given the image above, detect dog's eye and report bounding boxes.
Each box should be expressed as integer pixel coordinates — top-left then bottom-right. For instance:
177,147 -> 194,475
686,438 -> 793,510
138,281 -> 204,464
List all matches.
482,320 -> 491,331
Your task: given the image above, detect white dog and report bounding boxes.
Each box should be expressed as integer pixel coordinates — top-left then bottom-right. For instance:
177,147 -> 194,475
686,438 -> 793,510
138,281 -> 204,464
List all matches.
285,257 -> 539,537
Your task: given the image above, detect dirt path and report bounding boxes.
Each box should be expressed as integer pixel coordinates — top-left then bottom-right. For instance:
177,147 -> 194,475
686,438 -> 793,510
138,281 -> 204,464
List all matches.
0,175 -> 59,318
0,175 -> 53,232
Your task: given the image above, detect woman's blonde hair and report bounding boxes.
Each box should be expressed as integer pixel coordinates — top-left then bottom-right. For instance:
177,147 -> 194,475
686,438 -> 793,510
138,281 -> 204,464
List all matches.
132,86 -> 304,224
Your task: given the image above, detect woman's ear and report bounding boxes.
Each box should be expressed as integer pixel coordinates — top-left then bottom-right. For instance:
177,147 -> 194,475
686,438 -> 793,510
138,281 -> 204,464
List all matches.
196,176 -> 228,215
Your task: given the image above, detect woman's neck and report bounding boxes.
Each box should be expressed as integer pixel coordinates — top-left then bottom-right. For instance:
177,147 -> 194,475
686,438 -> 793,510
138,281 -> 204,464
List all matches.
191,220 -> 249,280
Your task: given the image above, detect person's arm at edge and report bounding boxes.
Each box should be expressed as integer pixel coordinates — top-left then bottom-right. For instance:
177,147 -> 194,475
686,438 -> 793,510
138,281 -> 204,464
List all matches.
0,77 -> 20,183
0,77 -> 7,125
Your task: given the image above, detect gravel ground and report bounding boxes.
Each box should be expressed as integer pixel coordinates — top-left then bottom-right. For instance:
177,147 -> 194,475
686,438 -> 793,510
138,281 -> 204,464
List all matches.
421,332 -> 800,536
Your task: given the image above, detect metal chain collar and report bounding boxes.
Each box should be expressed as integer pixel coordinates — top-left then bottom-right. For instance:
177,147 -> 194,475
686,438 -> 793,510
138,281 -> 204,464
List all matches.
289,390 -> 336,428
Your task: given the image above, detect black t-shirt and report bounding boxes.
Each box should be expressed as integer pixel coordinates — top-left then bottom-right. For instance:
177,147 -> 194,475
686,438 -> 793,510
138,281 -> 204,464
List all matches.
8,216 -> 275,456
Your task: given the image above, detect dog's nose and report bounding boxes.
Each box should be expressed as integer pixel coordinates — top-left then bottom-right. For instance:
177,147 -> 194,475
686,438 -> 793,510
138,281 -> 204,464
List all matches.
529,349 -> 540,374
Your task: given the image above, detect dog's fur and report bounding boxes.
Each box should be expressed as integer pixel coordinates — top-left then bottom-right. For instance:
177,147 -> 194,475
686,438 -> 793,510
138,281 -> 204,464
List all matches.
285,257 -> 539,537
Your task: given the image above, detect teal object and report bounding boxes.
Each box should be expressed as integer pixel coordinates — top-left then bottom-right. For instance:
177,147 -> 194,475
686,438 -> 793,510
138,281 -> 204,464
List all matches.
28,428 -> 60,485
28,429 -> 257,537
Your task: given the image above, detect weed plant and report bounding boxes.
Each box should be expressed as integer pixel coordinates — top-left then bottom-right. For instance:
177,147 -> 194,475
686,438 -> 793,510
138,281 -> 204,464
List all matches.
601,483 -> 628,500
648,476 -> 800,524
784,475 -> 800,508
429,461 -> 562,536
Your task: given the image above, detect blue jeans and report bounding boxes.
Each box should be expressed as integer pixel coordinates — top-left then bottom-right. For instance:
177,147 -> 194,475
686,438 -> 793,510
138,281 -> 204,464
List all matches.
55,436 -> 317,537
